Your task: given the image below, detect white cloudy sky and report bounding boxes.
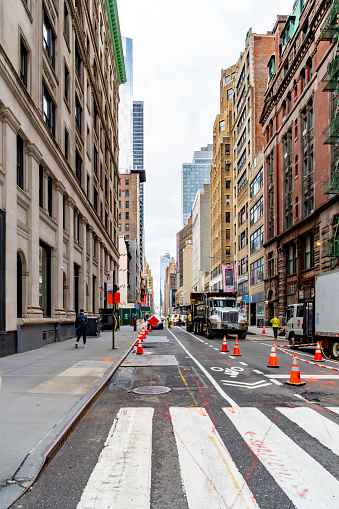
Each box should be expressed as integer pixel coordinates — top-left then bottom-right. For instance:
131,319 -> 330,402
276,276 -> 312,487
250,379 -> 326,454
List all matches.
117,0 -> 295,309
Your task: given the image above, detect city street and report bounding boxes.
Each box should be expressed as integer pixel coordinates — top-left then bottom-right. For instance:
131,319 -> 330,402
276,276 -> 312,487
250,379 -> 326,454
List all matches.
12,326 -> 339,509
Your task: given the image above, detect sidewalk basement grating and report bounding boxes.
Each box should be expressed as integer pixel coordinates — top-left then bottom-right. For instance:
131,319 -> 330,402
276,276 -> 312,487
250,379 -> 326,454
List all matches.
132,386 -> 171,395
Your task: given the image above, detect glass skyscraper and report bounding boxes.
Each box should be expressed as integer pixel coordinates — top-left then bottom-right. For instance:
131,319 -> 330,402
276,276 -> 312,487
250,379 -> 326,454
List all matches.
182,145 -> 213,226
132,101 -> 146,270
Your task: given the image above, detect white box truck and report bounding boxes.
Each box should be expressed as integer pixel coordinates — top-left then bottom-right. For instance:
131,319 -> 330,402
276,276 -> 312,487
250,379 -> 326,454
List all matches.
285,269 -> 339,358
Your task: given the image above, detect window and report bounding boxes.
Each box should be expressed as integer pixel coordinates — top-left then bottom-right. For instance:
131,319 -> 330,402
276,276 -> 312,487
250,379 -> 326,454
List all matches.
75,95 -> 82,132
239,205 -> 246,225
225,178 -> 231,189
250,225 -> 263,254
118,189 -> 121,197
227,89 -> 232,100
93,100 -> 98,131
75,151 -> 82,184
39,164 -> 44,208
93,187 -> 98,211
65,128 -> 69,161
126,224 -> 130,231
226,212 -> 231,223
93,145 -> 98,174
125,212 -> 129,220
17,134 -> 24,189
20,39 -> 28,87
39,242 -> 51,317
250,257 -> 264,285
304,235 -> 314,270
43,7 -> 55,68
225,161 -> 231,172
240,256 -> 248,275
226,195 -> 230,206
226,229 -> 230,239
125,201 -> 129,209
237,130 -> 246,153
294,155 -> 298,178
64,63 -> 69,103
237,108 -> 246,133
105,210 -> 108,230
47,176 -> 53,217
286,244 -> 297,275
226,246 -> 231,256
237,65 -> 245,94
87,174 -> 90,197
64,2 -> 69,42
268,251 -> 275,277
219,120 -> 225,131
75,39 -> 82,79
125,189 -> 129,197
238,150 -> 246,173
240,230 -> 246,249
238,170 -> 247,193
250,168 -> 263,198
250,196 -> 263,226
238,280 -> 248,296
125,178 -> 129,186
42,83 -> 55,136
63,194 -> 66,230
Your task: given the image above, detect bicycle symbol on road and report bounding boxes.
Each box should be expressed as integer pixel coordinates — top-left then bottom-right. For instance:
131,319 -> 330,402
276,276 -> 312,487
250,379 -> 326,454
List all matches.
210,366 -> 244,378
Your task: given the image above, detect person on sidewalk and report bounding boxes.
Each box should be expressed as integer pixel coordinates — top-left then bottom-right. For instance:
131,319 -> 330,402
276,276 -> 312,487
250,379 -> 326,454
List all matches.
75,309 -> 88,348
270,316 -> 280,339
167,314 -> 171,328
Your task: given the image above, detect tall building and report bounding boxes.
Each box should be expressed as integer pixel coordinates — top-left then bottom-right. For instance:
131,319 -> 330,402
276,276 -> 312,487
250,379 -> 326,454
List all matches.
160,252 -> 171,311
164,258 -> 177,314
182,145 -> 212,227
132,100 -> 146,271
192,184 -> 210,292
260,0 -> 338,323
210,65 -> 237,291
233,28 -> 274,325
0,0 -> 125,356
176,216 -> 193,287
119,37 -> 133,173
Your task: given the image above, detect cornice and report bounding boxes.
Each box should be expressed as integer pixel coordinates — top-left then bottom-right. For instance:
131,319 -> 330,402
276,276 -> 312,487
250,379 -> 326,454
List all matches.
0,105 -> 21,132
104,0 -> 126,84
27,143 -> 43,163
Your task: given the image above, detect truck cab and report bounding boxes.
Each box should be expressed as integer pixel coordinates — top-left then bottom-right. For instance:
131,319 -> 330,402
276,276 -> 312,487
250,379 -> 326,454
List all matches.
285,304 -> 304,344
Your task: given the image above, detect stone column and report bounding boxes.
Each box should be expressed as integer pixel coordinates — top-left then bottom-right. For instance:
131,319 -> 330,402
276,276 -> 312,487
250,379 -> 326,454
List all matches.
66,197 -> 76,318
96,237 -> 102,311
1,108 -> 21,330
26,142 -> 43,318
80,216 -> 88,312
87,226 -> 94,315
54,181 -> 66,317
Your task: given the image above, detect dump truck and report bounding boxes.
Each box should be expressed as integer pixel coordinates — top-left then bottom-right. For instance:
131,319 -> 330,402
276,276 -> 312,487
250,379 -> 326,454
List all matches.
285,269 -> 339,358
189,291 -> 247,339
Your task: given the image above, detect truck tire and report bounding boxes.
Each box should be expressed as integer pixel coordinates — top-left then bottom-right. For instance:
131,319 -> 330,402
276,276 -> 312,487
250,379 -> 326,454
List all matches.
288,333 -> 298,348
206,323 -> 215,339
331,340 -> 339,360
239,332 -> 246,340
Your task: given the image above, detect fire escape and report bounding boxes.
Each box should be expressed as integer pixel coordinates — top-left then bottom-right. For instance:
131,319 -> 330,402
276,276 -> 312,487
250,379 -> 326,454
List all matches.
322,0 -> 339,269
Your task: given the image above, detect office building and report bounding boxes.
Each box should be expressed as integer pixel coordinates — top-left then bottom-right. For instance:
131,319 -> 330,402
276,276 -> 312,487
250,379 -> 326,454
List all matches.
192,184 -> 210,292
160,252 -> 171,311
182,145 -> 212,227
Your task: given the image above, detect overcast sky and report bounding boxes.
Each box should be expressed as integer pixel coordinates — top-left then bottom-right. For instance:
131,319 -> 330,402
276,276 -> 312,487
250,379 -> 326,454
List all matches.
117,0 -> 295,310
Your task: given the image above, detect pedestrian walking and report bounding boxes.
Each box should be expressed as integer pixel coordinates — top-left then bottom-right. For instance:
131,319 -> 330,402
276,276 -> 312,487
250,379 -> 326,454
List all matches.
75,309 -> 88,348
270,316 -> 280,339
167,314 -> 171,328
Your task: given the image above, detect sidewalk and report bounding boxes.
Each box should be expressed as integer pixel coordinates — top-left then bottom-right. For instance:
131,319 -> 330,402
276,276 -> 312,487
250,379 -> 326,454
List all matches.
0,326 -> 139,508
247,325 -> 285,340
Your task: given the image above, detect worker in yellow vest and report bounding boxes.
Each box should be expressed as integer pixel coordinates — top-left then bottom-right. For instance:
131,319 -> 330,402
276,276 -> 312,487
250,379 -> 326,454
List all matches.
270,316 -> 280,339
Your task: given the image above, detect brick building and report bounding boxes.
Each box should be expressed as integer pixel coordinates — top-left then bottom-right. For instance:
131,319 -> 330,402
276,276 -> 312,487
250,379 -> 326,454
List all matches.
260,0 -> 338,324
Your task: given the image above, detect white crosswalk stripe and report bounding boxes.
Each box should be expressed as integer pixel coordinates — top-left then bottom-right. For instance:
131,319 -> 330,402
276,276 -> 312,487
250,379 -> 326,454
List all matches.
277,406 -> 339,456
327,406 -> 339,416
170,406 -> 259,509
77,407 -> 153,509
223,406 -> 339,509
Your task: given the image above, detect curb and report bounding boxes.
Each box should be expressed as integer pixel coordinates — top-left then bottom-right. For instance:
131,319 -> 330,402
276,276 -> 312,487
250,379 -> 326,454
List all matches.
7,340 -> 136,508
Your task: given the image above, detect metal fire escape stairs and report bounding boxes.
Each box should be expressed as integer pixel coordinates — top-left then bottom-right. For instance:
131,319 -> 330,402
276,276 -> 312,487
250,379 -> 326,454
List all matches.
321,0 -> 339,268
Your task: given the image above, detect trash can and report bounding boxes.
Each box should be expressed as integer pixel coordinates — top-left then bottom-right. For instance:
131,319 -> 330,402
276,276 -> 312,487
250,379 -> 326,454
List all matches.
87,317 -> 100,337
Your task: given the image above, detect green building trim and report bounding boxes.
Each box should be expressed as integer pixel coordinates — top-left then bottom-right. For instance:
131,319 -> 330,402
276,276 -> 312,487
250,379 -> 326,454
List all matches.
105,0 -> 127,84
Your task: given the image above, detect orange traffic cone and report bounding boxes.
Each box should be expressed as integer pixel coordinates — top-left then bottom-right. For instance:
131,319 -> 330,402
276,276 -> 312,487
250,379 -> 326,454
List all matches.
232,337 -> 242,356
314,342 -> 323,362
221,336 -> 229,352
262,326 -> 266,334
285,353 -> 305,386
136,338 -> 144,355
267,343 -> 279,368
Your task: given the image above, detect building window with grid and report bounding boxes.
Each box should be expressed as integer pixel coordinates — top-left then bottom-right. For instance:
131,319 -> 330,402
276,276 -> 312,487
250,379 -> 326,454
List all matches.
126,212 -> 129,220
125,189 -> 129,197
250,257 -> 264,285
17,134 -> 24,189
239,230 -> 246,249
240,256 -> 248,275
43,8 -> 55,68
64,63 -> 69,103
125,201 -> 129,209
126,224 -> 129,231
42,83 -> 55,136
64,2 -> 69,42
75,39 -> 82,80
39,164 -> 44,208
238,170 -> 247,194
75,95 -> 82,133
303,234 -> 314,270
75,151 -> 82,184
250,225 -> 263,254
250,196 -> 263,226
238,280 -> 248,296
268,251 -> 275,277
226,211 -> 231,223
20,39 -> 28,88
47,176 -> 53,217
286,244 -> 297,275
219,120 -> 225,131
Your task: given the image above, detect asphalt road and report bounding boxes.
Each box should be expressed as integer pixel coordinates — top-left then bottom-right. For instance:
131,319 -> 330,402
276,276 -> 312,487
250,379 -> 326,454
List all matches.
13,327 -> 339,509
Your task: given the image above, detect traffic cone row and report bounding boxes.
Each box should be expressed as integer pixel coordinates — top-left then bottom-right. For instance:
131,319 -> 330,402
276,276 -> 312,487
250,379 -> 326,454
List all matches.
232,337 -> 242,356
221,336 -> 229,352
314,341 -> 323,362
136,337 -> 143,355
267,343 -> 279,368
285,353 -> 305,386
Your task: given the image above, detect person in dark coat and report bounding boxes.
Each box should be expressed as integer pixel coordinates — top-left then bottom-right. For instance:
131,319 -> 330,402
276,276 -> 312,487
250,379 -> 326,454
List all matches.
75,309 -> 88,348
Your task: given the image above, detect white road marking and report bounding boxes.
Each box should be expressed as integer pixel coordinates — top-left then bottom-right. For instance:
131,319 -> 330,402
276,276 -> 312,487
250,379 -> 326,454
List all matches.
265,374 -> 339,379
170,407 -> 259,509
223,407 -> 339,509
214,348 -> 220,350
220,380 -> 272,389
327,407 -> 339,416
229,356 -> 235,359
252,369 -> 264,374
195,338 -> 205,343
77,407 -> 153,509
239,362 -> 248,366
269,378 -> 283,386
277,407 -> 339,456
294,394 -> 309,402
168,329 -> 238,407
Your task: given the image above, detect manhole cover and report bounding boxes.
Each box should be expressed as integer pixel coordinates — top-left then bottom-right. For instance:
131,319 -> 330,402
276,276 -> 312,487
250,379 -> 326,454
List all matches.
132,386 -> 171,395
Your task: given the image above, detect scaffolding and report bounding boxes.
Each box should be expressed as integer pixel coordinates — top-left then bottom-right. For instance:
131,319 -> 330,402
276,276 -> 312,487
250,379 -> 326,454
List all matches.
322,0 -> 339,269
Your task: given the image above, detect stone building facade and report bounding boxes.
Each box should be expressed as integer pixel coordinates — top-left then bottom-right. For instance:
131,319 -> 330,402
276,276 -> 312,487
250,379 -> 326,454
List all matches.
260,0 -> 338,324
192,184 -> 210,292
163,258 -> 176,315
0,0 -> 125,355
233,29 -> 275,325
210,65 -> 236,291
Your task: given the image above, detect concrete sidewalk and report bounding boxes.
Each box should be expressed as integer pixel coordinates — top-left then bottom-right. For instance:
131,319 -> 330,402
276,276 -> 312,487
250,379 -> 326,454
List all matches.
0,326 -> 139,508
247,325 -> 286,340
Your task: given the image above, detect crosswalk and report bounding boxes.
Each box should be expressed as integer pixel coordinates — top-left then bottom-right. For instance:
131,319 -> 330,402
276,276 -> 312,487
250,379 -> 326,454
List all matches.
77,406 -> 339,509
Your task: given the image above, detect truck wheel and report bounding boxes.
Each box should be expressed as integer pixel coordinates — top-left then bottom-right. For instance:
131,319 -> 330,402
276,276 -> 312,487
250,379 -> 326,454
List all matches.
331,341 -> 339,359
239,332 -> 246,340
289,333 -> 298,348
206,323 -> 215,339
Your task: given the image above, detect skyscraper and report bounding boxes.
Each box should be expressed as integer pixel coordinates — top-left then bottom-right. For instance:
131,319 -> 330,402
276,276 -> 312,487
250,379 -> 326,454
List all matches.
160,253 -> 171,311
119,37 -> 133,173
132,101 -> 146,270
182,145 -> 213,227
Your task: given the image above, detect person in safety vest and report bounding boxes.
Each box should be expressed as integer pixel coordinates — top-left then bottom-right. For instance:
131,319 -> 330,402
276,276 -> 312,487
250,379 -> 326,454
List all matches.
167,315 -> 171,328
270,316 -> 280,339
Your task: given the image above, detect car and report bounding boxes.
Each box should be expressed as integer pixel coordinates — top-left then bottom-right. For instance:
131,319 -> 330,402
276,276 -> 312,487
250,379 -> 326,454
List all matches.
148,314 -> 164,330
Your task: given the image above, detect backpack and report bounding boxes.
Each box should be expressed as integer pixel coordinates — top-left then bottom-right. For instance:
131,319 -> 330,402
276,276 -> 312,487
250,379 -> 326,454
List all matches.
78,313 -> 88,329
